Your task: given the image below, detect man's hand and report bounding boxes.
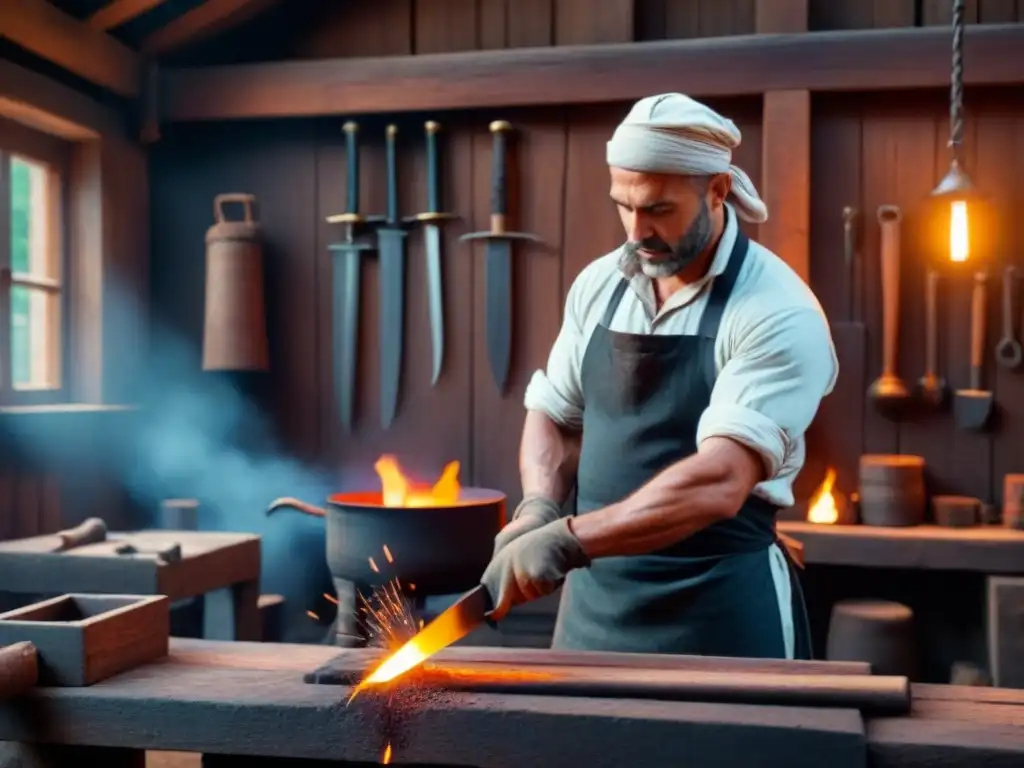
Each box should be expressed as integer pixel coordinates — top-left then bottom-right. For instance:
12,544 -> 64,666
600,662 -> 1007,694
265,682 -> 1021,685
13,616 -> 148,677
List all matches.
492,494 -> 563,556
481,517 -> 590,621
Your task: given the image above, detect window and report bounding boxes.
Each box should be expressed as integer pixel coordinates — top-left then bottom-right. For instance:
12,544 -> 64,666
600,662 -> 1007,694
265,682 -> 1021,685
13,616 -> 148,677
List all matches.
0,124 -> 67,405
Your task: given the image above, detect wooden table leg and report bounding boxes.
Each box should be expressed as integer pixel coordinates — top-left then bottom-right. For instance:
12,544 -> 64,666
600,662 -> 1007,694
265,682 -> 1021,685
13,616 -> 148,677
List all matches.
202,579 -> 261,641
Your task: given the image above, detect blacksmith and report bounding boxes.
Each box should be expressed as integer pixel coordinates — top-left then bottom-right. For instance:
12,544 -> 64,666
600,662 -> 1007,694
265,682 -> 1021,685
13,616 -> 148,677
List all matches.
480,93 -> 837,659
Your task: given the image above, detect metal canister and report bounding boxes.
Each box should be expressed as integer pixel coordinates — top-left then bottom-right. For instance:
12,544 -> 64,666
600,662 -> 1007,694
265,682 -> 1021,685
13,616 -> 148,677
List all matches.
202,193 -> 269,371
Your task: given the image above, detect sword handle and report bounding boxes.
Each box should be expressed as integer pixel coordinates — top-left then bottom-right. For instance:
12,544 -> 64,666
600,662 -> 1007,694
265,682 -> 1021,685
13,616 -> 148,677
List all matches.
425,120 -> 440,214
386,124 -> 399,225
490,120 -> 511,230
343,121 -> 359,216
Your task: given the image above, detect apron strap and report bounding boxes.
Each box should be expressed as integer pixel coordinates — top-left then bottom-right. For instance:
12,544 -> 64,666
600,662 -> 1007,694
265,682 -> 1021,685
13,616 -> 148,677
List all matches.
600,279 -> 631,328
776,532 -> 814,660
698,221 -> 751,339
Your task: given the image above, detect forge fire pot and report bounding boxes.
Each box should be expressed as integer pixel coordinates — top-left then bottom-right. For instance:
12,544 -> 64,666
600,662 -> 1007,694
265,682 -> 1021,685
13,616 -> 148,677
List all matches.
203,193 -> 270,372
266,490 -> 507,648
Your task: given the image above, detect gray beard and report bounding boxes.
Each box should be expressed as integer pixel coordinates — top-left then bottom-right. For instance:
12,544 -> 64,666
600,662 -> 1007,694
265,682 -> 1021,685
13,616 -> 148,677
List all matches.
619,201 -> 715,279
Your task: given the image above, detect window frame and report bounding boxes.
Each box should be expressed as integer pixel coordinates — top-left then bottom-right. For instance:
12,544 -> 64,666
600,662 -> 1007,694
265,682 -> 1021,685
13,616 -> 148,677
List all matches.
0,117 -> 72,406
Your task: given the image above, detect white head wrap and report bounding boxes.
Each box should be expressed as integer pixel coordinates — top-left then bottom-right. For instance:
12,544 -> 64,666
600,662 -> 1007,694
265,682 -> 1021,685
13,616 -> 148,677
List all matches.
606,93 -> 768,224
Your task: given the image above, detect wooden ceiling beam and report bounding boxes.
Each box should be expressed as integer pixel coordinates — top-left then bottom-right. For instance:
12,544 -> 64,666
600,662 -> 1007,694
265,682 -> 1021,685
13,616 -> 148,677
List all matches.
0,0 -> 141,97
139,0 -> 278,55
160,23 -> 1024,122
87,0 -> 169,32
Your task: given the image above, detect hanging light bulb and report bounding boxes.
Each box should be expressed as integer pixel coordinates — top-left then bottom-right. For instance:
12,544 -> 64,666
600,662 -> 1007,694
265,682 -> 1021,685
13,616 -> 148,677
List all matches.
931,0 -> 978,264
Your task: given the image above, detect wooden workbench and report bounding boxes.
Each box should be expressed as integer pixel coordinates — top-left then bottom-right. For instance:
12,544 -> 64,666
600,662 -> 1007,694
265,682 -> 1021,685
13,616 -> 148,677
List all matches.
0,639 -> 1022,767
0,531 -> 261,641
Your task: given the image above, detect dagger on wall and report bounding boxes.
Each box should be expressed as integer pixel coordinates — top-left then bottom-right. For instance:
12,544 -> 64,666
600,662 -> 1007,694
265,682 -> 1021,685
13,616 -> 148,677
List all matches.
408,120 -> 458,387
459,120 -> 542,394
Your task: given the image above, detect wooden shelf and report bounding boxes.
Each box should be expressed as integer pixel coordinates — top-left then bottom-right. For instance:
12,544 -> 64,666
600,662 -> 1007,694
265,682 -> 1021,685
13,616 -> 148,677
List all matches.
778,520 -> 1024,574
160,23 -> 1024,122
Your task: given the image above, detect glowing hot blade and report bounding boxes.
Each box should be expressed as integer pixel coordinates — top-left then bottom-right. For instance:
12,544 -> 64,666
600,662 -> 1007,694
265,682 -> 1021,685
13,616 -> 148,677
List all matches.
357,585 -> 491,688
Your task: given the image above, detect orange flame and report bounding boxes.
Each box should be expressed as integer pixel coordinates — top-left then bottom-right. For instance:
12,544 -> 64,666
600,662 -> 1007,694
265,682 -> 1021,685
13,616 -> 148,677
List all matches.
808,468 -> 839,524
381,743 -> 392,764
374,455 -> 461,507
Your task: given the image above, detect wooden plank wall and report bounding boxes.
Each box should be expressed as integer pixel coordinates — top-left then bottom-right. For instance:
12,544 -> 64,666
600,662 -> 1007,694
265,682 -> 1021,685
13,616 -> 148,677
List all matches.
150,0 -> 762,511
147,0 -> 1024,524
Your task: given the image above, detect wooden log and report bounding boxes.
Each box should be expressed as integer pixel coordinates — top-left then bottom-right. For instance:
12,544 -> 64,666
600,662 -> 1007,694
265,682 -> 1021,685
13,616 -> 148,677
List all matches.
392,665 -> 913,716
859,454 -> 926,527
0,642 -> 37,699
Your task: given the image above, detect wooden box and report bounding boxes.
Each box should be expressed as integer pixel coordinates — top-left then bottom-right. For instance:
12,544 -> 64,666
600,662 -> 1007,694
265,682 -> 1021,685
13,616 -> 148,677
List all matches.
0,594 -> 169,686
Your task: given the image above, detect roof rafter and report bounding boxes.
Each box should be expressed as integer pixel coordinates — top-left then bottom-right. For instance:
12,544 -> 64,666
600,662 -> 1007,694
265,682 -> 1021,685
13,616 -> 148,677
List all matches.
140,0 -> 279,55
0,0 -> 141,97
87,0 -> 170,32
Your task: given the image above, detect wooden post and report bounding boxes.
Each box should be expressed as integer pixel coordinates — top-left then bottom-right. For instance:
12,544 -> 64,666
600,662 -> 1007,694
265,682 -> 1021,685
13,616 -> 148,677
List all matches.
756,0 -> 811,283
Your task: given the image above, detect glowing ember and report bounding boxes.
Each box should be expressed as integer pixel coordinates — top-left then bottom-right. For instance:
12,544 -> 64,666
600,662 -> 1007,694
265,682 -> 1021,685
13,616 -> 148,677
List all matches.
306,610 -> 319,620
374,455 -> 461,507
381,743 -> 392,764
808,468 -> 839,524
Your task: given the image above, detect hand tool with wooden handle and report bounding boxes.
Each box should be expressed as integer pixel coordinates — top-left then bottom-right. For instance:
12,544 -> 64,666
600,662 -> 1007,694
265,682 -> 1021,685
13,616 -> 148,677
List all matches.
954,271 -> 993,431
918,269 -> 947,407
2,517 -> 110,554
995,265 -> 1022,369
0,642 -> 37,700
842,206 -> 858,321
114,540 -> 182,564
868,206 -> 910,415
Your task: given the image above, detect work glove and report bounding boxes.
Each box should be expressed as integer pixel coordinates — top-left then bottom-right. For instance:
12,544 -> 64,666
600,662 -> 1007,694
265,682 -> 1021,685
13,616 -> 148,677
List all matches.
492,494 -> 563,557
481,517 -> 590,622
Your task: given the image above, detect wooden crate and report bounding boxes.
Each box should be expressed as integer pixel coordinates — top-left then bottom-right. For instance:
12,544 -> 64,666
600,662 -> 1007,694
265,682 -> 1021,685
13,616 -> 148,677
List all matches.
0,594 -> 169,686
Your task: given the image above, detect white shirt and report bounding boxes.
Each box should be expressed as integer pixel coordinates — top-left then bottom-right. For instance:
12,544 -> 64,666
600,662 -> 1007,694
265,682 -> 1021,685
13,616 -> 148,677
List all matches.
524,205 -> 838,508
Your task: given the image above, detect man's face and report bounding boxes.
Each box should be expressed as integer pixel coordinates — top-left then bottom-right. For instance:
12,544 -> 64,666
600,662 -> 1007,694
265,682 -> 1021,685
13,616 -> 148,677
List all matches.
609,168 -> 730,278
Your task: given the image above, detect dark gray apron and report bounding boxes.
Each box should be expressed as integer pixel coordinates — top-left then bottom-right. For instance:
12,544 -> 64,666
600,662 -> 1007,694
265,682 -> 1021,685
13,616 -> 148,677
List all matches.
553,226 -> 812,659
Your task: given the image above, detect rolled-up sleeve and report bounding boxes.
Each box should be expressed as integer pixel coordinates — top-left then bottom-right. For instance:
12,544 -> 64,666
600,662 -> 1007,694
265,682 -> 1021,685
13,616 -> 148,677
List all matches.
523,281 -> 588,430
696,306 -> 838,480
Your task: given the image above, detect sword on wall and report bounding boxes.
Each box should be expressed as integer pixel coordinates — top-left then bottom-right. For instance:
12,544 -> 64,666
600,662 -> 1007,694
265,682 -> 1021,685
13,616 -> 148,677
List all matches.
376,124 -> 410,429
409,120 -> 457,387
326,121 -> 375,432
459,120 -> 541,394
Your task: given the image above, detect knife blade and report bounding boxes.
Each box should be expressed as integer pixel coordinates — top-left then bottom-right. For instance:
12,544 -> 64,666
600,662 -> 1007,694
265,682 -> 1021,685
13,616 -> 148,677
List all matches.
485,237 -> 512,393
425,222 -> 444,385
327,121 -> 374,432
377,124 -> 407,430
359,584 -> 491,686
422,120 -> 447,386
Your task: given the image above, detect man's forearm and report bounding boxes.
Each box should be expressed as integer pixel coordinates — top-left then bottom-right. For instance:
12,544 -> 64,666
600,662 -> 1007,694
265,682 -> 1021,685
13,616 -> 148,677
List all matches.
569,438 -> 762,558
519,409 -> 581,506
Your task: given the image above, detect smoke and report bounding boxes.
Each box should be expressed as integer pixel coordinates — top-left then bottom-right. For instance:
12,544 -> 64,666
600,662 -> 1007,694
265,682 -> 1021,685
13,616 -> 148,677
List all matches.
3,276 -> 352,642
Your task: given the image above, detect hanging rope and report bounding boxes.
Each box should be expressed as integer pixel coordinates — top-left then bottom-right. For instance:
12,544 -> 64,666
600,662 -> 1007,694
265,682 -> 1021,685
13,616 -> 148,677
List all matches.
948,0 -> 965,160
